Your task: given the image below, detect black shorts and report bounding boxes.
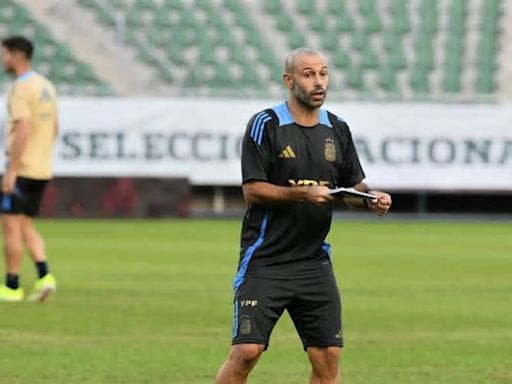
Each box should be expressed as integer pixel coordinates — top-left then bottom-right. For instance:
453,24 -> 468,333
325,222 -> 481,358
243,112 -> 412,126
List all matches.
0,176 -> 48,217
231,272 -> 343,350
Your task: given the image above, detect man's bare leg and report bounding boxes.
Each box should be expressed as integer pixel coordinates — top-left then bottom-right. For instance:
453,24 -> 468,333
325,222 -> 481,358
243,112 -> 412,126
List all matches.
215,344 -> 265,384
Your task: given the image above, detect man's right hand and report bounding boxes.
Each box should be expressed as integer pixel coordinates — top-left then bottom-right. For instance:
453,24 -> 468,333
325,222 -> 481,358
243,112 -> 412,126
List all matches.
301,186 -> 334,206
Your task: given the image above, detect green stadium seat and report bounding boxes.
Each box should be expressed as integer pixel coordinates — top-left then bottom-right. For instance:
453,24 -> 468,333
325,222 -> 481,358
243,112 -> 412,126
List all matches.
156,64 -> 173,84
379,66 -> 399,93
223,0 -> 242,12
148,28 -> 169,48
137,45 -> 159,66
195,0 -> 213,11
410,69 -> 430,93
475,67 -> 496,94
297,0 -> 315,15
358,0 -> 376,17
360,47 -> 379,70
334,12 -> 354,33
321,32 -> 339,51
387,45 -> 407,70
419,12 -> 439,34
179,8 -> 199,29
276,12 -> 293,32
240,68 -> 263,88
198,45 -> 216,65
167,44 -> 186,65
184,66 -> 208,87
334,49 -> 351,70
211,65 -> 235,88
351,31 -> 371,52
257,44 -> 276,65
264,0 -> 281,14
364,12 -> 383,34
309,13 -> 326,33
245,31 -> 265,49
153,10 -> 173,29
160,0 -> 184,12
345,66 -> 365,90
442,69 -> 462,93
382,33 -> 401,52
230,49 -> 247,65
132,0 -> 156,12
389,0 -> 407,15
327,0 -> 346,15
444,34 -> 465,60
414,38 -> 435,70
288,31 -> 306,49
235,11 -> 252,29
391,12 -> 411,34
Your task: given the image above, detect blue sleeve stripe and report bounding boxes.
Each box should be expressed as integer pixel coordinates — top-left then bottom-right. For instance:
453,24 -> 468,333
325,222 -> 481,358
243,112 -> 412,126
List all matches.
250,112 -> 271,145
255,116 -> 271,145
250,112 -> 266,140
233,213 -> 269,292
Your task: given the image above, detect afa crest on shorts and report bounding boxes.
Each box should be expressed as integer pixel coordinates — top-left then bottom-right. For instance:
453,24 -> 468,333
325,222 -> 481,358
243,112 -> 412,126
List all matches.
324,138 -> 336,162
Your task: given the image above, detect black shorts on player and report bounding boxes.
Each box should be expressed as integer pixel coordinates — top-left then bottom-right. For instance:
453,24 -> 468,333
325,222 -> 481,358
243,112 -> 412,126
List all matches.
232,271 -> 343,350
0,176 -> 48,217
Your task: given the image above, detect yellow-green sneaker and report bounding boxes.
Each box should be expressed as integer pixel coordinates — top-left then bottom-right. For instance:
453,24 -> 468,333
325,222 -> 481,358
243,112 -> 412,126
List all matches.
0,284 -> 24,302
27,273 -> 57,302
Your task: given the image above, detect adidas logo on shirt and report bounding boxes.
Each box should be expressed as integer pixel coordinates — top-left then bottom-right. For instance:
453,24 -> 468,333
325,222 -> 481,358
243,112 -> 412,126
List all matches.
278,145 -> 296,159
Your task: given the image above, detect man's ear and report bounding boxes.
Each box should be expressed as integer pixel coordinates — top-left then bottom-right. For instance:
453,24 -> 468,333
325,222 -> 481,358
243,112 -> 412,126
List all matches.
283,73 -> 293,89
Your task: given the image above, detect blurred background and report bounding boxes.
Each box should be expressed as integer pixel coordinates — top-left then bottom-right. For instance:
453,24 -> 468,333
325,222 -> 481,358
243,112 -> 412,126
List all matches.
0,0 -> 510,217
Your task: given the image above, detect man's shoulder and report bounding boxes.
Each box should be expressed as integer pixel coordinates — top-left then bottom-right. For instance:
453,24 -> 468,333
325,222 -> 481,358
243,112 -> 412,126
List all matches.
246,107 -> 280,144
13,73 -> 55,97
322,110 -> 353,136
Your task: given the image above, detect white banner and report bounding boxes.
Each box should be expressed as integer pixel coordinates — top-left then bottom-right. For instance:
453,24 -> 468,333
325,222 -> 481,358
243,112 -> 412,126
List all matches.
1,97 -> 511,191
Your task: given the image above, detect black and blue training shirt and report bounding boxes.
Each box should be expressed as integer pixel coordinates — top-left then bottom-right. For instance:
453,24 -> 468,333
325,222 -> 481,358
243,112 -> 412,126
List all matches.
234,102 -> 365,289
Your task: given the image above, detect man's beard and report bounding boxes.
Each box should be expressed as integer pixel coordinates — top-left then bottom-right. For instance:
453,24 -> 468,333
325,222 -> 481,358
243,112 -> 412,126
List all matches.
292,83 -> 326,109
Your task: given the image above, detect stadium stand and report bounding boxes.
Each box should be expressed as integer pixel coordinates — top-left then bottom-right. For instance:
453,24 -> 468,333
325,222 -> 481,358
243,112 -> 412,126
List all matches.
2,0 -> 509,100
0,0 -> 112,95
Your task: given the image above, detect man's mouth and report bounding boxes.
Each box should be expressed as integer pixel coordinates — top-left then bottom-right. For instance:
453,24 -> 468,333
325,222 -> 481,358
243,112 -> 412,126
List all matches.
312,90 -> 325,97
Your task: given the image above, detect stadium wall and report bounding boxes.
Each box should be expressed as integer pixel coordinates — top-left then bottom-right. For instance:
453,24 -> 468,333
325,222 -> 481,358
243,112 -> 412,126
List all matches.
1,97 -> 510,191
0,98 -> 510,217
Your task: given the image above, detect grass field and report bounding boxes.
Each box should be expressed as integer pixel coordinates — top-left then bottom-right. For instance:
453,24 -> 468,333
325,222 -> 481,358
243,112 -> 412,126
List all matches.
0,219 -> 511,384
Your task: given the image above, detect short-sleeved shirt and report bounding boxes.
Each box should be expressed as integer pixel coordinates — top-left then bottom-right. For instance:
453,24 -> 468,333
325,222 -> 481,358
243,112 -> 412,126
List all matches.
234,102 -> 365,288
6,71 -> 58,180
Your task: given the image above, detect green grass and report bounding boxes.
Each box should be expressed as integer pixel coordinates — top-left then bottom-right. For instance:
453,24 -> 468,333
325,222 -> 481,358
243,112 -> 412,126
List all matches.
1,219 -> 511,384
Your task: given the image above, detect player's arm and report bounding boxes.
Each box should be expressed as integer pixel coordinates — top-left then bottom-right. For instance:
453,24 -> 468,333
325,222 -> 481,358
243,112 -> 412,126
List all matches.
332,117 -> 391,215
3,118 -> 31,193
243,181 -> 333,206
342,182 -> 392,216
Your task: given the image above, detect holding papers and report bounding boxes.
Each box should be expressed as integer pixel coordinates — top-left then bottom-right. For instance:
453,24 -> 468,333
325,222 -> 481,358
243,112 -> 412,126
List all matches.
329,187 -> 377,200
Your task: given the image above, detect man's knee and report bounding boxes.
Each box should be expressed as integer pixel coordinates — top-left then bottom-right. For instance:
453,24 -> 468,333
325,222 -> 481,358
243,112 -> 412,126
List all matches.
308,347 -> 341,379
229,344 -> 264,368
2,215 -> 22,234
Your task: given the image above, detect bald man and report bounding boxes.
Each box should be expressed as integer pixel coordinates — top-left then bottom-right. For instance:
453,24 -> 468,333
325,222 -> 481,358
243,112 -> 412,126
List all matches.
214,48 -> 392,384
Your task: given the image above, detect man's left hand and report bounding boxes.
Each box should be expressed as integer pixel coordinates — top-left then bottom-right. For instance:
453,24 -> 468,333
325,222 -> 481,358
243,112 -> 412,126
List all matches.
367,191 -> 392,216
